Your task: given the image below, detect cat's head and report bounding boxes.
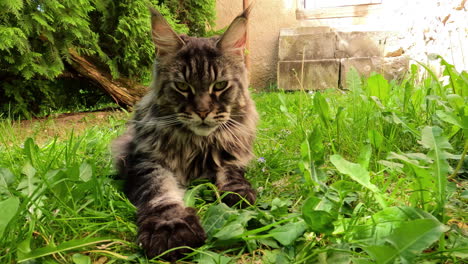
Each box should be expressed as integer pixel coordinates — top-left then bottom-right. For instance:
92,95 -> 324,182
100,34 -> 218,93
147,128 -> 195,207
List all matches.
149,7 -> 252,137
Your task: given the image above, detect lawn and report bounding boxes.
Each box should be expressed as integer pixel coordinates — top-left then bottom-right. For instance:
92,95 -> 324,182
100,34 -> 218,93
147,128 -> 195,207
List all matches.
0,61 -> 466,263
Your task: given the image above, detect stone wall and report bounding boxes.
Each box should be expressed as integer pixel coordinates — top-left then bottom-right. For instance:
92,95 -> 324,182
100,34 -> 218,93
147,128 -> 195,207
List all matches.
277,28 -> 409,90
215,0 -> 298,89
215,0 -> 467,89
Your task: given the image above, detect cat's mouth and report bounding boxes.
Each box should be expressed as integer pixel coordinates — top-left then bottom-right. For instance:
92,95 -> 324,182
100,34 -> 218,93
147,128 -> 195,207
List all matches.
189,123 -> 218,136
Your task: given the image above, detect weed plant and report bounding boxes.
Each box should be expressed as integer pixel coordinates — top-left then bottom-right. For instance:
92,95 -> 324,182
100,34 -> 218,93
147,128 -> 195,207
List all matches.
0,59 -> 466,263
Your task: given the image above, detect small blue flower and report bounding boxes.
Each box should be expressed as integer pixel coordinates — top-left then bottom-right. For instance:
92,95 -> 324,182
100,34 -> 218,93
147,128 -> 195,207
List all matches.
257,157 -> 266,163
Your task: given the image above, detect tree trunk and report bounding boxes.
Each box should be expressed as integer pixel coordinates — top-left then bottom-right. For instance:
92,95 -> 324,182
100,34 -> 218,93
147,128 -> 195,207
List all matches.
68,49 -> 148,107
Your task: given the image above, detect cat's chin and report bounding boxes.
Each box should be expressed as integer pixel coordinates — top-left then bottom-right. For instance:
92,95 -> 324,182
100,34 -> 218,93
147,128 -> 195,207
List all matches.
190,125 -> 217,137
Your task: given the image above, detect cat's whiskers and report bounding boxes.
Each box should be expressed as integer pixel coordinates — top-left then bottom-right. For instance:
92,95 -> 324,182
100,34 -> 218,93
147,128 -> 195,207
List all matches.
219,122 -> 250,152
133,114 -> 184,128
226,119 -> 256,136
228,114 -> 257,125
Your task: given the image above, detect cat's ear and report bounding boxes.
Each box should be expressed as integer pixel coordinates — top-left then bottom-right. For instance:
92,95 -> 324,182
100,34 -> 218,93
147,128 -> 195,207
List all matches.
217,5 -> 252,56
149,7 -> 185,56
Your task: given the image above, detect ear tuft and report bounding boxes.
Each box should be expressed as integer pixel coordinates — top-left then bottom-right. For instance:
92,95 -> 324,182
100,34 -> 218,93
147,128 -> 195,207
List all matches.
216,4 -> 253,56
149,7 -> 185,56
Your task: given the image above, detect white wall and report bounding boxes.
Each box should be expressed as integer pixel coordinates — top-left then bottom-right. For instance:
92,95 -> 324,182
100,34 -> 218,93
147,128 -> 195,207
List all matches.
215,0 -> 467,88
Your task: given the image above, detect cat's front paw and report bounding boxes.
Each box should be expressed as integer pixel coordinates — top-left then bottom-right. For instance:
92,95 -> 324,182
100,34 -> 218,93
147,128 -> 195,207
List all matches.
219,181 -> 256,207
137,207 -> 206,261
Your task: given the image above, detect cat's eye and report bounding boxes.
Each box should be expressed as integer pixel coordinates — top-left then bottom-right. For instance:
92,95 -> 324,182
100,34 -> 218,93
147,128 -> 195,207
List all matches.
213,81 -> 228,92
175,82 -> 190,92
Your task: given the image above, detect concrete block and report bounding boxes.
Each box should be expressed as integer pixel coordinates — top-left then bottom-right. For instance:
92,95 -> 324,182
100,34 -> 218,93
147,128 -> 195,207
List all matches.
278,60 -> 340,90
335,31 -> 388,58
279,33 -> 336,61
380,56 -> 409,81
340,56 -> 409,87
280,27 -> 333,36
340,57 -> 381,83
335,31 -> 402,57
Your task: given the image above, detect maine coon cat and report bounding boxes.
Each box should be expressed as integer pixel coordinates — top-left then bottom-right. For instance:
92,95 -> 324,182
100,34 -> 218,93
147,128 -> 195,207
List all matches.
112,6 -> 258,260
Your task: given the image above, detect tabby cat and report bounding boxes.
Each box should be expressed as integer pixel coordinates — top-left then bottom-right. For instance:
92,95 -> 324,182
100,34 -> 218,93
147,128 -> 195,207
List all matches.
112,6 -> 258,260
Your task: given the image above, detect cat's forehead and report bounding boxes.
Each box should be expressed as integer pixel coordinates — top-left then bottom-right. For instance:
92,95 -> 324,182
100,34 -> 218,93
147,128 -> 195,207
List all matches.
176,36 -> 221,60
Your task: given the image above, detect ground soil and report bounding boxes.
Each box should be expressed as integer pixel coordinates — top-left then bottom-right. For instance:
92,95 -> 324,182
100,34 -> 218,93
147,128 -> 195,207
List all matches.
4,109 -> 128,146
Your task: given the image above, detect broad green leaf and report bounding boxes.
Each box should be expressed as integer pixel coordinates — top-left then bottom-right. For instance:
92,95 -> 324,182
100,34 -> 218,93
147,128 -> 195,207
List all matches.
258,238 -> 280,249
307,126 -> 325,162
184,183 -> 213,207
377,160 -> 404,173
351,207 -> 436,244
387,152 -> 422,167
461,190 -> 468,199
17,237 -> 32,258
245,237 -> 258,252
214,210 -> 255,240
22,138 -> 39,165
420,126 -> 452,215
18,237 -> 112,262
269,220 -> 307,246
396,206 -> 439,221
65,165 -> 80,181
346,67 -> 362,92
202,203 -> 237,239
357,144 -> 372,169
436,110 -> 465,129
17,162 -> 38,197
331,155 -> 386,208
278,94 -> 289,115
387,152 -> 436,209
370,96 -> 385,110
439,57 -> 463,95
270,197 -> 293,217
319,250 -> 351,264
195,251 -> 232,264
262,250 -> 280,264
72,253 -> 91,264
302,209 -> 335,235
0,168 -> 15,191
314,92 -> 331,127
446,94 -> 465,110
302,195 -> 335,212
213,221 -> 244,240
368,130 -> 384,149
367,74 -> 390,103
390,113 -> 419,136
351,258 -> 375,264
262,249 -> 290,264
352,207 -> 408,244
330,180 -> 360,204
300,139 -> 313,186
299,126 -> 325,187
0,196 -> 20,238
365,245 -> 398,264
79,162 -> 92,182
385,219 -> 448,263
330,155 -> 378,193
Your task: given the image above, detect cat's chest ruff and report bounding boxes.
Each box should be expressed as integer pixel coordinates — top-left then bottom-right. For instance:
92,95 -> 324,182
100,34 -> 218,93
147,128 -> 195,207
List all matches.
155,132 -> 222,182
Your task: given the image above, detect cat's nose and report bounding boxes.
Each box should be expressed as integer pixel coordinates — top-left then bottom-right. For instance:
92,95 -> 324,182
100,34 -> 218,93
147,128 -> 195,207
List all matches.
196,110 -> 210,119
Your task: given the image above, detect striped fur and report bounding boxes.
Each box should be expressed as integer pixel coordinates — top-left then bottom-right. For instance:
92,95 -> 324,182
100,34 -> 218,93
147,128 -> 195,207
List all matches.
112,7 -> 257,261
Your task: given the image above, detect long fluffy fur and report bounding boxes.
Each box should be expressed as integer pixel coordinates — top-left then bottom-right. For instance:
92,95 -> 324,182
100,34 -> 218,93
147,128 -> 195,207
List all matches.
112,7 -> 258,261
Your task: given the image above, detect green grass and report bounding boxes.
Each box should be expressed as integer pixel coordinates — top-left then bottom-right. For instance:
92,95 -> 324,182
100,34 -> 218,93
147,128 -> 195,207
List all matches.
1,59 -> 467,263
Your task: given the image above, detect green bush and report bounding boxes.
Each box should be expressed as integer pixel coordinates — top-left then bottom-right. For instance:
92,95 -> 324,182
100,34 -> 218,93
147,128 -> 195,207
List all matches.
0,0 -> 216,118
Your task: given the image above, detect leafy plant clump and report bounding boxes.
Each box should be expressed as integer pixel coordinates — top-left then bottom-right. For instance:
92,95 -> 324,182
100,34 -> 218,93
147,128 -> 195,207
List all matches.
0,0 -> 216,117
0,59 -> 466,263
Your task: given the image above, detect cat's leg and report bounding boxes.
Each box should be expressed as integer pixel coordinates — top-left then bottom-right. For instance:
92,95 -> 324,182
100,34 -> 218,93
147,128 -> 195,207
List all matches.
216,166 -> 256,207
125,156 -> 206,260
